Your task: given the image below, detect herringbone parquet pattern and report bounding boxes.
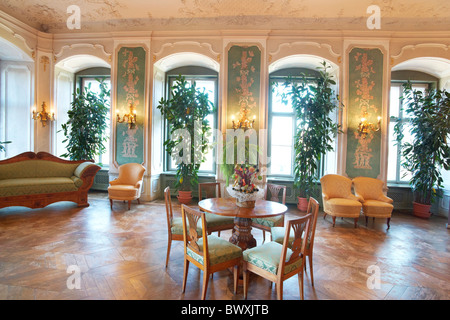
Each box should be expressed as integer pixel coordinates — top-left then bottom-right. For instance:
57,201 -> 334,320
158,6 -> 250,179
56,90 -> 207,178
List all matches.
0,191 -> 449,300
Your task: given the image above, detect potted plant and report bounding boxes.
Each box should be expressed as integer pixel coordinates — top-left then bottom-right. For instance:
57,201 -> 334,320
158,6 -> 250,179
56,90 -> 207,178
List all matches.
60,79 -> 110,162
277,62 -> 342,210
157,75 -> 214,204
394,82 -> 450,218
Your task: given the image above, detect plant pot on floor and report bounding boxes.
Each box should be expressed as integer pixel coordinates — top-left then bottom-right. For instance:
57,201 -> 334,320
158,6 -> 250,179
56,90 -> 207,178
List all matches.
413,201 -> 431,219
177,191 -> 193,205
297,197 -> 308,211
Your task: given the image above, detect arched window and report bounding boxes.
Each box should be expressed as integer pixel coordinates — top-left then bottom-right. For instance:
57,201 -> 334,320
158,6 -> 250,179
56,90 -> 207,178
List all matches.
388,70 -> 438,183
165,66 -> 218,174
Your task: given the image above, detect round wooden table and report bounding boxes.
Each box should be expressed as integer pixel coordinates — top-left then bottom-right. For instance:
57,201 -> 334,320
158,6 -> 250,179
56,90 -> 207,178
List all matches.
198,198 -> 288,250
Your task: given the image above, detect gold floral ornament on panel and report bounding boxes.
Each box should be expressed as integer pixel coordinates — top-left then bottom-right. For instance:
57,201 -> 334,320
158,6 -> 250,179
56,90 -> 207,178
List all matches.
32,102 -> 55,127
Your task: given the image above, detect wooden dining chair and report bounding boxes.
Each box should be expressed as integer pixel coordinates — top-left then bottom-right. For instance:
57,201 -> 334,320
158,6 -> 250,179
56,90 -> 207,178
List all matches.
271,197 -> 320,286
198,182 -> 234,236
251,183 -> 287,243
243,213 -> 312,300
164,186 -> 201,267
181,204 -> 242,300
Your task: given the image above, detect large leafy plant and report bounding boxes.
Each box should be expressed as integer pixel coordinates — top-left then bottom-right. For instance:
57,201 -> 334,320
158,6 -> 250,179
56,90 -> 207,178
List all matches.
278,62 -> 341,199
61,79 -> 110,161
394,82 -> 450,205
157,75 -> 214,191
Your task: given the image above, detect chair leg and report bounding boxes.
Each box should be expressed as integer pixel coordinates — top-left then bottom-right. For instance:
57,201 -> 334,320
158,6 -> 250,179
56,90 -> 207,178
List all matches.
182,259 -> 189,293
233,265 -> 239,294
218,231 -> 221,237
128,200 -> 131,210
387,217 -> 391,230
323,212 -> 327,219
137,198 -> 140,204
365,216 -> 369,226
332,216 -> 336,227
276,280 -> 283,300
298,271 -> 304,300
201,270 -> 210,300
308,254 -> 314,287
262,230 -> 266,243
243,263 -> 249,299
354,218 -> 358,228
109,199 -> 113,210
165,237 -> 172,268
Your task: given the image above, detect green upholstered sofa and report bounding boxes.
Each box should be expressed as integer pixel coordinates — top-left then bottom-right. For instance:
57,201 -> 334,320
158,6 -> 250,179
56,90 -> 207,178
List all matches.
0,151 -> 101,209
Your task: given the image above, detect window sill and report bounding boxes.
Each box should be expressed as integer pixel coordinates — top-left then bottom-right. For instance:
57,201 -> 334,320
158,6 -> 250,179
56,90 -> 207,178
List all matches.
161,171 -> 216,178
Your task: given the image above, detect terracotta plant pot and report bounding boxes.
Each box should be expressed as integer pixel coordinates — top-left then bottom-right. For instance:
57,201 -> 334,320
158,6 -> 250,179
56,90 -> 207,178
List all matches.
177,190 -> 192,205
412,201 -> 431,219
297,196 -> 308,211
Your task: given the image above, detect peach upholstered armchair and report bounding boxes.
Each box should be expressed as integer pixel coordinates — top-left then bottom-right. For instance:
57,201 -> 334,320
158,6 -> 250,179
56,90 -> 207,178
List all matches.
352,177 -> 394,229
108,163 -> 146,210
320,174 -> 362,228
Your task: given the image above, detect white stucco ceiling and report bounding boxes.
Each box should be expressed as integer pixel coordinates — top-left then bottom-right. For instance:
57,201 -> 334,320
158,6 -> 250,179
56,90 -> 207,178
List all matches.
0,0 -> 449,33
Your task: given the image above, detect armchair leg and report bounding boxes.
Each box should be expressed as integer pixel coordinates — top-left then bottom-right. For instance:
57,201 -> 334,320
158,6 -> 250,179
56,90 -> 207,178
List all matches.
354,218 -> 358,228
387,218 -> 391,230
332,216 -> 336,227
128,200 -> 131,210
109,199 -> 113,210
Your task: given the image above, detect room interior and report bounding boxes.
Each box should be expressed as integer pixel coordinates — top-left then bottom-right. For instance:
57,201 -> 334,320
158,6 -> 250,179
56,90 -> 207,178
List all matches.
0,0 -> 449,301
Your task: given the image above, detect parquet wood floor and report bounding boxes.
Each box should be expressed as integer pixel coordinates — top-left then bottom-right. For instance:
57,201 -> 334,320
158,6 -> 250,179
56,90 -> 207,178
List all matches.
0,191 -> 449,300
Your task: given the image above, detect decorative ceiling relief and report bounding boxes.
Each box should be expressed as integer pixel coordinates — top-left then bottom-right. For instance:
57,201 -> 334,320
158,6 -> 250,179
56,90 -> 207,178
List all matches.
0,0 -> 448,33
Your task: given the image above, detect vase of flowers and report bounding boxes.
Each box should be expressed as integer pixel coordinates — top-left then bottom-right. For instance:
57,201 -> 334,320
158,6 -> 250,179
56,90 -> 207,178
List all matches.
227,164 -> 264,208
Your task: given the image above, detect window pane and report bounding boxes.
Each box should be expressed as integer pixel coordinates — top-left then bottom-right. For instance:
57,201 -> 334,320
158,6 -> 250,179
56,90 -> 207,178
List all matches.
270,146 -> 292,176
387,122 -> 398,181
271,116 -> 293,146
199,113 -> 214,172
390,84 -> 400,117
399,123 -> 413,182
271,84 -> 294,113
82,78 -> 111,166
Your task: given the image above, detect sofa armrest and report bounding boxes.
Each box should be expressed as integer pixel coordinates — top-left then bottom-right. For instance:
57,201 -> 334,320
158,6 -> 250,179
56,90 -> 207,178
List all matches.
74,162 -> 101,190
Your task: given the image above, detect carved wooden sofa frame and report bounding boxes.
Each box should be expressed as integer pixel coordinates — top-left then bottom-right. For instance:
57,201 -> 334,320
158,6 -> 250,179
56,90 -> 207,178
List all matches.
0,152 -> 101,209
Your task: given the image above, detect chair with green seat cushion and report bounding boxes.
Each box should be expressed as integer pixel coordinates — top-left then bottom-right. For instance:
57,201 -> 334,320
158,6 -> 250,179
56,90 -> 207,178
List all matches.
243,213 -> 312,300
198,182 -> 234,236
181,204 -> 242,300
164,186 -> 202,267
252,183 -> 287,243
270,197 -> 320,286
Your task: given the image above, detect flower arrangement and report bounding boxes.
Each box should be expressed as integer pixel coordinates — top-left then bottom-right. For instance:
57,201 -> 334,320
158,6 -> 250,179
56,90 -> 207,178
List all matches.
227,163 -> 264,208
231,164 -> 262,193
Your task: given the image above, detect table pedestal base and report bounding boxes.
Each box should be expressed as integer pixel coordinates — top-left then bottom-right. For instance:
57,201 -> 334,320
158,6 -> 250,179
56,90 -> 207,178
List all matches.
229,217 -> 257,251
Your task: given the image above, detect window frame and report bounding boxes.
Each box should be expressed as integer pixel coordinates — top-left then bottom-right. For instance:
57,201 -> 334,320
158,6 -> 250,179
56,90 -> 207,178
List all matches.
268,70 -> 324,179
388,80 -> 436,184
77,73 -> 111,168
164,69 -> 219,175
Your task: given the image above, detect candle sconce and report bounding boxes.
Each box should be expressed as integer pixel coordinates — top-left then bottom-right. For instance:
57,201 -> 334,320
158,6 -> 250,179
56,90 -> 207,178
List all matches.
117,103 -> 137,129
32,102 -> 55,127
357,112 -> 381,138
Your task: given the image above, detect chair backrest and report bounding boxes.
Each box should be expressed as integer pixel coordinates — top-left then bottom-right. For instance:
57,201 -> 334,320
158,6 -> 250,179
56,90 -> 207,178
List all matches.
117,163 -> 146,186
306,197 -> 320,253
181,204 -> 209,268
320,174 -> 353,199
278,213 -> 312,277
198,182 -> 221,200
264,183 -> 287,204
164,186 -> 174,233
352,177 -> 385,201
